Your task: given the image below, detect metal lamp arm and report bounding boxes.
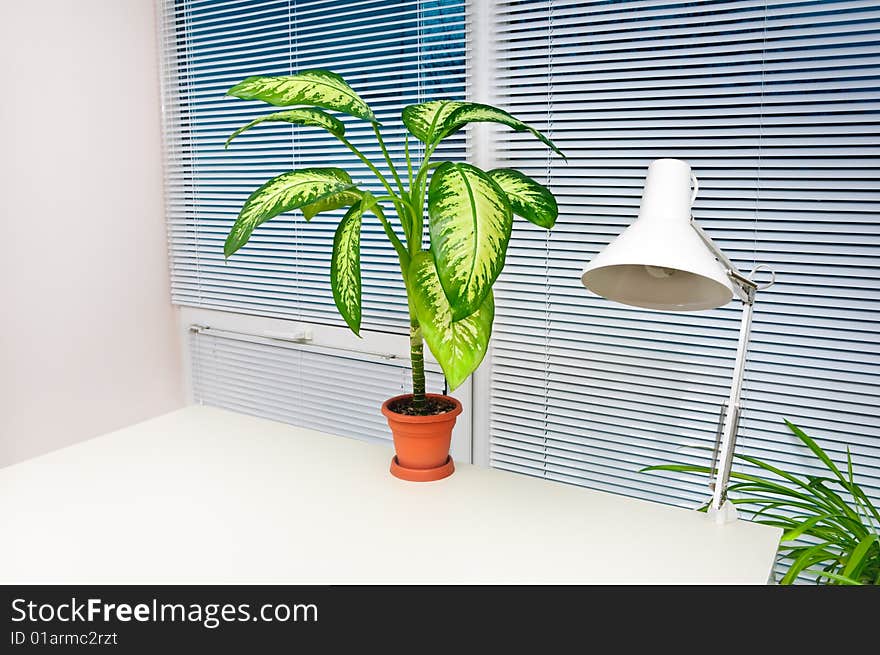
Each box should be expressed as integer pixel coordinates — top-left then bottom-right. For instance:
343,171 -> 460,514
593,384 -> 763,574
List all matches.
688,217 -> 776,521
690,220 -> 762,303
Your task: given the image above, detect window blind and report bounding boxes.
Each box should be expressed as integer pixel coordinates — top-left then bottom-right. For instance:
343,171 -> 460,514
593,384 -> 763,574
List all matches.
159,0 -> 467,331
190,327 -> 446,444
490,0 -> 880,509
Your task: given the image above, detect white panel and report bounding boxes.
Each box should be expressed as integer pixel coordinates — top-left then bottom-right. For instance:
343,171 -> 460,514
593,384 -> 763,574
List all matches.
490,0 -> 880,522
190,328 -> 447,445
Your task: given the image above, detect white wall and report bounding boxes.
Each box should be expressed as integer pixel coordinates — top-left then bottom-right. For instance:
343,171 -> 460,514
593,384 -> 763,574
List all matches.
0,0 -> 184,467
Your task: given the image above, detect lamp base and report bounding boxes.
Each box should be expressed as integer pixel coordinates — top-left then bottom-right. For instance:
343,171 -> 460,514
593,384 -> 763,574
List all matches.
707,499 -> 739,524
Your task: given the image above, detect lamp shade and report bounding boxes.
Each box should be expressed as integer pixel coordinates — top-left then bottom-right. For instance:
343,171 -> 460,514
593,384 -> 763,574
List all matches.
581,159 -> 734,311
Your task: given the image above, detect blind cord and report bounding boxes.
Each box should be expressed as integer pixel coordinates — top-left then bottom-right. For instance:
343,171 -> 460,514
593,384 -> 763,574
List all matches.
740,0 -> 770,447
753,0 -> 768,276
542,0 -> 554,478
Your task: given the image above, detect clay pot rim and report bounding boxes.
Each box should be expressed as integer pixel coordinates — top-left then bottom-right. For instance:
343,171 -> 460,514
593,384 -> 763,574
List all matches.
381,393 -> 462,424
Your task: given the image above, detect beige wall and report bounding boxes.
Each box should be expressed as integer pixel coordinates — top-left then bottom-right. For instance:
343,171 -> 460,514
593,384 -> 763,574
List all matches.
0,0 -> 184,467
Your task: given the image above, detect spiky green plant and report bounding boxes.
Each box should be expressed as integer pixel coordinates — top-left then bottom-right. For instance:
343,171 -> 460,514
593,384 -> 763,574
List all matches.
222,70 -> 563,413
643,421 -> 880,585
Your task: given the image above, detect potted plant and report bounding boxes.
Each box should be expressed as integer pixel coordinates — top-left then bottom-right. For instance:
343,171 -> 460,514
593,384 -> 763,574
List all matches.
222,69 -> 563,481
644,421 -> 880,584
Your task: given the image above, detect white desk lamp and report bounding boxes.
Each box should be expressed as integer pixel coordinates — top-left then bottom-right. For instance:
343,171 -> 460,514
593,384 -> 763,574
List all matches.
581,158 -> 775,522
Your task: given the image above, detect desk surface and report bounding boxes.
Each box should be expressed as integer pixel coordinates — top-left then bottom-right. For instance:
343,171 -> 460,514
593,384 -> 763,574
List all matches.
0,406 -> 780,584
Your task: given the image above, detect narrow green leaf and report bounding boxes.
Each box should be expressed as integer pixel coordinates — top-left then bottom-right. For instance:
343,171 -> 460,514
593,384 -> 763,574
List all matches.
433,102 -> 565,158
331,201 -> 364,336
401,100 -> 464,144
647,464 -> 842,512
733,500 -> 857,544
803,569 -> 863,585
640,464 -> 712,474
842,533 -> 879,579
428,162 -> 512,320
409,251 -> 494,391
735,450 -> 860,522
730,484 -> 865,540
781,514 -> 837,542
848,446 -> 878,529
227,70 -> 375,122
224,168 -> 354,258
786,420 -> 848,486
847,447 -> 855,486
487,169 -> 558,229
733,452 -> 811,490
302,189 -> 363,221
225,108 -> 345,149
807,478 -> 866,531
785,423 -> 880,525
781,542 -> 839,584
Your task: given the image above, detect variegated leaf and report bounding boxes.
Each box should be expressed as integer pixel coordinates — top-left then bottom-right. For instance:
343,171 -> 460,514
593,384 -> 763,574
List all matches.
227,70 -> 375,122
225,108 -> 345,149
488,169 -> 558,229
224,168 -> 354,258
428,162 -> 512,320
401,100 -> 464,145
409,251 -> 494,391
302,189 -> 363,221
436,102 -> 564,157
331,201 -> 364,335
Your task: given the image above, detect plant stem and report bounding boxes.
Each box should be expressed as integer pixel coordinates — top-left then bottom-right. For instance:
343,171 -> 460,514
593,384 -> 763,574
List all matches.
345,131 -> 439,411
370,204 -> 408,264
337,134 -> 396,198
373,123 -> 418,246
410,321 -> 426,410
409,143 -> 440,253
405,135 -> 414,189
373,123 -> 406,197
336,134 -> 412,238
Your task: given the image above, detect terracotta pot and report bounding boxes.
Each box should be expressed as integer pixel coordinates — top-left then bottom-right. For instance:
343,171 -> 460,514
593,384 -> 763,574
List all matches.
381,393 -> 462,482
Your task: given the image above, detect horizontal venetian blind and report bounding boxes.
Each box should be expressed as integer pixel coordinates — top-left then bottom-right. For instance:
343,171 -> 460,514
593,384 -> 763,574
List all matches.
491,0 -> 880,508
190,327 -> 446,443
159,0 -> 467,331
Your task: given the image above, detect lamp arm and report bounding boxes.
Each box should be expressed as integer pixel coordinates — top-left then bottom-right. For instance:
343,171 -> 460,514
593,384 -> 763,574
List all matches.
689,219 -> 758,304
691,216 -> 753,519
708,300 -> 754,521
688,219 -> 778,522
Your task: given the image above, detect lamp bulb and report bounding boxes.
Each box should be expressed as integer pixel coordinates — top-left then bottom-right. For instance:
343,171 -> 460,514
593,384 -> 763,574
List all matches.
644,265 -> 677,279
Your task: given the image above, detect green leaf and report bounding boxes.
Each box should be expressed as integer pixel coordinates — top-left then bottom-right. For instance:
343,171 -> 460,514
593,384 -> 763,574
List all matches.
785,422 -> 880,525
842,533 -> 879,580
786,420 -> 848,486
331,201 -> 364,336
847,446 -> 855,485
224,168 -> 354,258
428,162 -> 513,320
781,542 -> 839,584
434,102 -> 565,158
734,452 -> 856,520
409,251 -> 494,391
225,108 -> 345,148
227,70 -> 375,122
806,478 -> 867,537
781,514 -> 838,542
301,189 -> 363,221
803,569 -> 863,585
487,169 -> 558,229
401,100 -> 464,144
640,464 -> 712,474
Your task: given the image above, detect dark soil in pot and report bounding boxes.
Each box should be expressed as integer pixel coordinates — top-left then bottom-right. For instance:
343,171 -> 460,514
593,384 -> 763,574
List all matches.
386,396 -> 457,416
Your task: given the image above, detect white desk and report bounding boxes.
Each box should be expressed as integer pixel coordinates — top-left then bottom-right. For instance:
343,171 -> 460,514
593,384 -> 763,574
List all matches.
0,406 -> 780,584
